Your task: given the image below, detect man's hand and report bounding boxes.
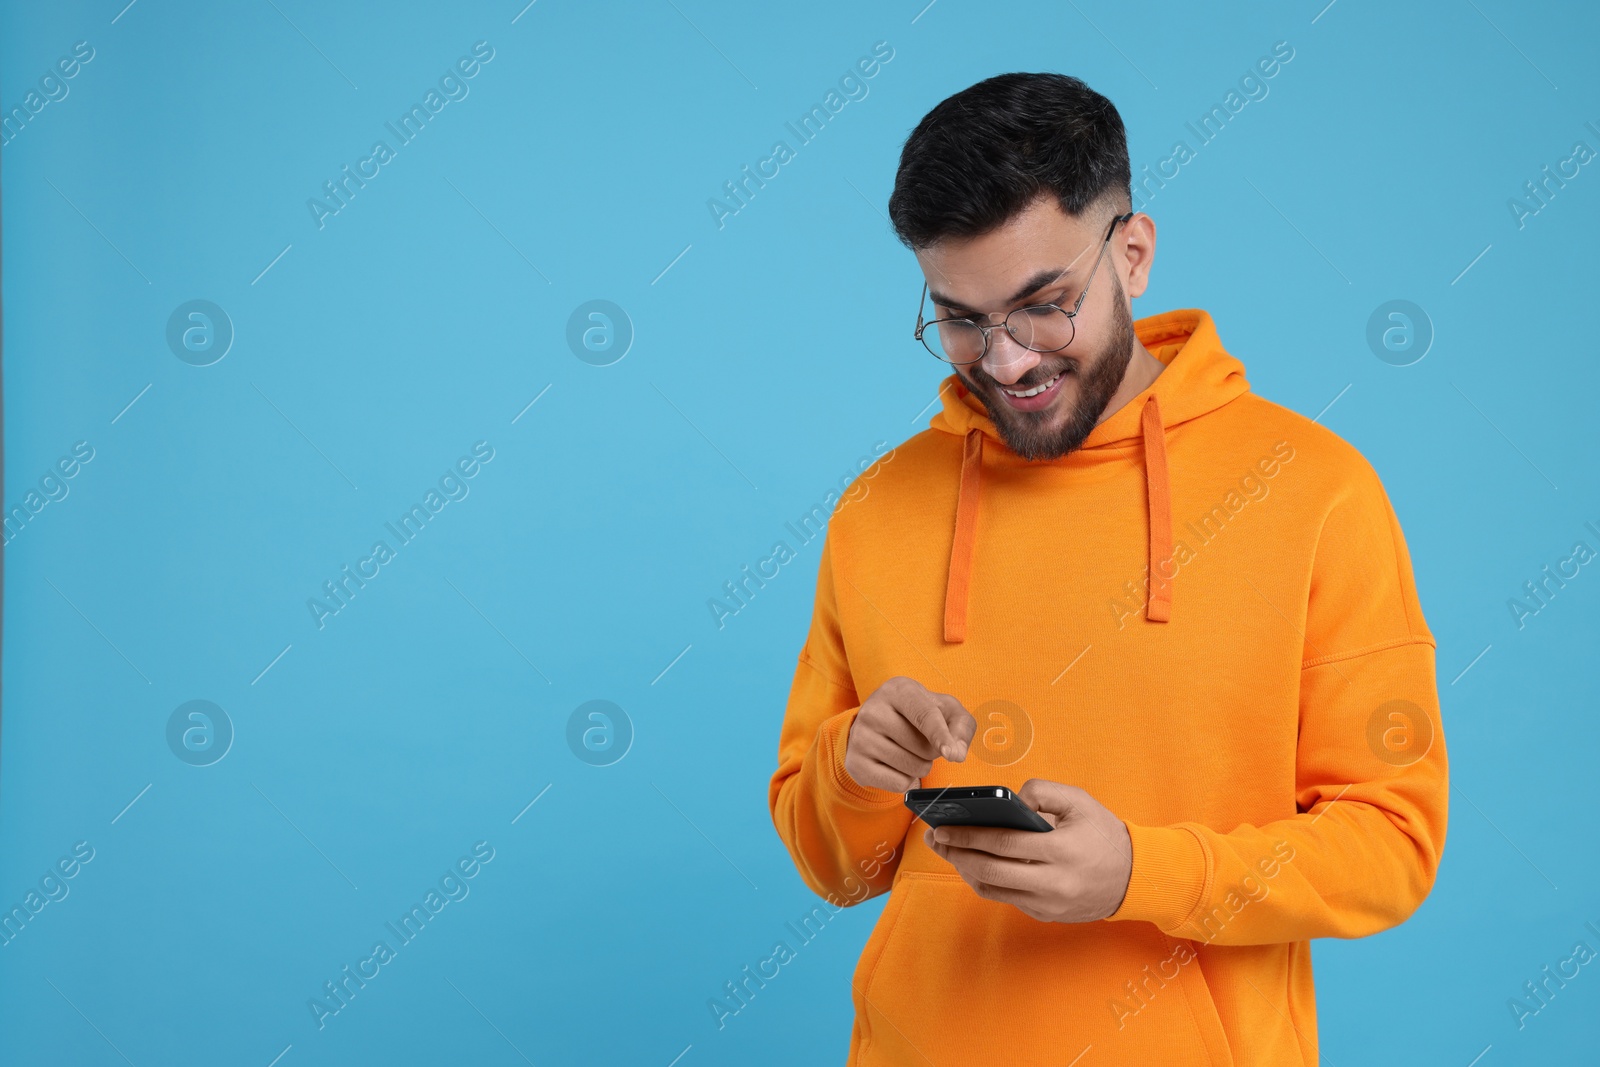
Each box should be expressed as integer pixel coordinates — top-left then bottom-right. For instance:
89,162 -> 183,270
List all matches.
923,778 -> 1134,923
843,677 -> 977,793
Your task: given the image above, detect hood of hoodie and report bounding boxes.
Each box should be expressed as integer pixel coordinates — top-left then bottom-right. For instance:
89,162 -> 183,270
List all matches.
926,308 -> 1251,641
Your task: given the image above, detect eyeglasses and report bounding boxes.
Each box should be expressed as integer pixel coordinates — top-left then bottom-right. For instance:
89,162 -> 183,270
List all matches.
913,211 -> 1134,366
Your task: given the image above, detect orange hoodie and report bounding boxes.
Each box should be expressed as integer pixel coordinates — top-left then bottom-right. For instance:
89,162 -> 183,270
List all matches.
768,309 -> 1448,1066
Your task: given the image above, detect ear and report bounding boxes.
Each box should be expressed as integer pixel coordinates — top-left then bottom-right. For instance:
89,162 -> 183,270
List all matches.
1120,212 -> 1157,300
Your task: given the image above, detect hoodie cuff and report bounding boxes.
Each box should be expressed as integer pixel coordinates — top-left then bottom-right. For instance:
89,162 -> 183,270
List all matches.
821,706 -> 909,807
1106,822 -> 1210,932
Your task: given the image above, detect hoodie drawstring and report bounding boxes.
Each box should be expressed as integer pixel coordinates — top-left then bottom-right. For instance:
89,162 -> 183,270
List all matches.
942,427 -> 984,643
941,394 -> 1174,643
1141,394 -> 1173,623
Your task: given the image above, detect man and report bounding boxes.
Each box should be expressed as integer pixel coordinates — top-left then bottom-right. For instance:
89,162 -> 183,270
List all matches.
767,72 -> 1447,1066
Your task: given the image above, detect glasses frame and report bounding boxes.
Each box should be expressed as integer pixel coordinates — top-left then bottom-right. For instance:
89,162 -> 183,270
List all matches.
913,211 -> 1135,366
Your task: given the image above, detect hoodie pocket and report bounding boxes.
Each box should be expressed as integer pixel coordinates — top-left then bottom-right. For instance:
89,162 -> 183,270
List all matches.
851,870 -> 1235,1067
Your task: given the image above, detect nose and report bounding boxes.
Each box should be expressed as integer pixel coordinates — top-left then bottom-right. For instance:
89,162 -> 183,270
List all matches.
979,326 -> 1041,385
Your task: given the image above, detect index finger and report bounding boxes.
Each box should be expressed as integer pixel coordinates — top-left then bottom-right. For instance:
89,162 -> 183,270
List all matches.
898,687 -> 962,761
937,694 -> 977,758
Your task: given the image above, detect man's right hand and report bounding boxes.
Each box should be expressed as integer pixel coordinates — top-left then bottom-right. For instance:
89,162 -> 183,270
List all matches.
843,676 -> 977,793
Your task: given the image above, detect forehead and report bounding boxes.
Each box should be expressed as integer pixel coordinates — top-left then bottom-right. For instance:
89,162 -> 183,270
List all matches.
916,195 -> 1102,312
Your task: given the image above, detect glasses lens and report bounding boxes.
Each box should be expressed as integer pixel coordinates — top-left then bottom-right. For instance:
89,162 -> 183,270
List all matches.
923,319 -> 986,364
1006,306 -> 1075,353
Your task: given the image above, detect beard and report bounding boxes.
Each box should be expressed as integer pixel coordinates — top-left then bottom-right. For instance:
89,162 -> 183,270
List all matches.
955,270 -> 1137,462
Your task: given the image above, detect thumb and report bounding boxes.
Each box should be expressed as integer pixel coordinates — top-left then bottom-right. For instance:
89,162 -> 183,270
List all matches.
1018,779 -> 1087,822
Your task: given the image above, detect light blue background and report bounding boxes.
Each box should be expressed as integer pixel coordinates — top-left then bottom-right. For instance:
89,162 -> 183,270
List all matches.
2,1 -> 1597,1064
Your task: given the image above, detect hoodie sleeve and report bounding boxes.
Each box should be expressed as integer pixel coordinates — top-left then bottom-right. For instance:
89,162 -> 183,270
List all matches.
768,528 -> 914,906
1107,455 -> 1448,944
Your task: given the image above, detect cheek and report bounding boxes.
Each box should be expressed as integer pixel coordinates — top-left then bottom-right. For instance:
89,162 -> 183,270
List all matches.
1079,328 -> 1126,375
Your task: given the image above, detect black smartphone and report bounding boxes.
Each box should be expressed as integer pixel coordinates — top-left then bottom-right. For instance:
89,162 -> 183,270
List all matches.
904,786 -> 1054,832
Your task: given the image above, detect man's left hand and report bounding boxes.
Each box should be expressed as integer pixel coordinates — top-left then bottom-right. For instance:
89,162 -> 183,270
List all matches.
923,778 -> 1134,923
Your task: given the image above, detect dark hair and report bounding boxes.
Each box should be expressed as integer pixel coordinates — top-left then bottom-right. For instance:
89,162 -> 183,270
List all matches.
887,72 -> 1131,250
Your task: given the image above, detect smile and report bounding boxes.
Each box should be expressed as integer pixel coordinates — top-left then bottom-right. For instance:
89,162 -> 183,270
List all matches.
1002,371 -> 1064,398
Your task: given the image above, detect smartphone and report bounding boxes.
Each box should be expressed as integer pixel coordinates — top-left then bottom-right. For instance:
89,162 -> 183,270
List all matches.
904,786 -> 1053,832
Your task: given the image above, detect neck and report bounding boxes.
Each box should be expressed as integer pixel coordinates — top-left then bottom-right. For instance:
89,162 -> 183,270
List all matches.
1095,339 -> 1165,428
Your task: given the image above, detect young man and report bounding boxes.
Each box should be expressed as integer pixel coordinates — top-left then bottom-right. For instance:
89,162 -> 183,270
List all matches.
768,73 -> 1447,1066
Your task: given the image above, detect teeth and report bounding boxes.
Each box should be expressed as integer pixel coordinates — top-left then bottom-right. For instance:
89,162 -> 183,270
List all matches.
1004,372 -> 1062,398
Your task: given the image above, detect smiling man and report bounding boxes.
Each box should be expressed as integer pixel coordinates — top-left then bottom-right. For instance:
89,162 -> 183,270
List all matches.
768,73 -> 1449,1065
914,201 -> 1158,463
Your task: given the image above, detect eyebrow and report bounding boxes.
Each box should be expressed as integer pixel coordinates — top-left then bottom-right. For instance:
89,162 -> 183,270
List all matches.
928,267 -> 1076,316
